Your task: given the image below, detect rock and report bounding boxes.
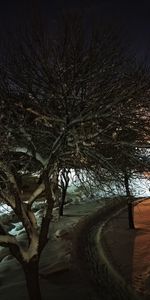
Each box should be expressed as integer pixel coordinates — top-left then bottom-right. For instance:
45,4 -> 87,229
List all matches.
1,213 -> 10,225
35,209 -> 44,218
55,229 -> 70,239
10,213 -> 19,223
33,201 -> 45,212
0,248 -> 10,261
8,222 -> 23,236
8,223 -> 16,231
2,255 -> 13,262
15,223 -> 23,231
17,229 -> 26,236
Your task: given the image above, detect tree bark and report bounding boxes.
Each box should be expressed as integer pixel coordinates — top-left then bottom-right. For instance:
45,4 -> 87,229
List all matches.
127,200 -> 135,229
124,170 -> 135,229
59,188 -> 67,216
23,260 -> 42,300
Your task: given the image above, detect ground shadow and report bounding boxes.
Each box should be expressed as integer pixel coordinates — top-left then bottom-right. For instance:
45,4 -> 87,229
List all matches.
103,210 -> 138,284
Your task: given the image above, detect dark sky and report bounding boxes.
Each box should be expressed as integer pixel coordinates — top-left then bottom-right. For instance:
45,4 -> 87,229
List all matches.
0,1 -> 150,26
0,1 -> 150,31
1,0 -> 150,57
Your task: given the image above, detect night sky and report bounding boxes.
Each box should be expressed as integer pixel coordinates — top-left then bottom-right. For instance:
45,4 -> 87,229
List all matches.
0,0 -> 150,58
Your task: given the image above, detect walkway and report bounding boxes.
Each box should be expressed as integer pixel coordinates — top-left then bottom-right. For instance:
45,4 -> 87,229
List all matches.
103,198 -> 150,299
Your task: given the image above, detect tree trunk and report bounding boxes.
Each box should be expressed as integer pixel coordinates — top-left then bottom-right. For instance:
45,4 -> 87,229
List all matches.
127,201 -> 135,229
124,170 -> 135,229
23,260 -> 42,300
59,188 -> 67,216
124,171 -> 130,198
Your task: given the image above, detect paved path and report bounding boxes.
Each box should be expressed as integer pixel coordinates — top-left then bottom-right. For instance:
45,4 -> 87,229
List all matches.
103,198 -> 150,299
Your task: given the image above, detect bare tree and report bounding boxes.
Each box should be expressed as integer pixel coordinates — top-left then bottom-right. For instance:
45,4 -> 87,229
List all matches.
59,168 -> 70,216
0,13 -> 149,300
